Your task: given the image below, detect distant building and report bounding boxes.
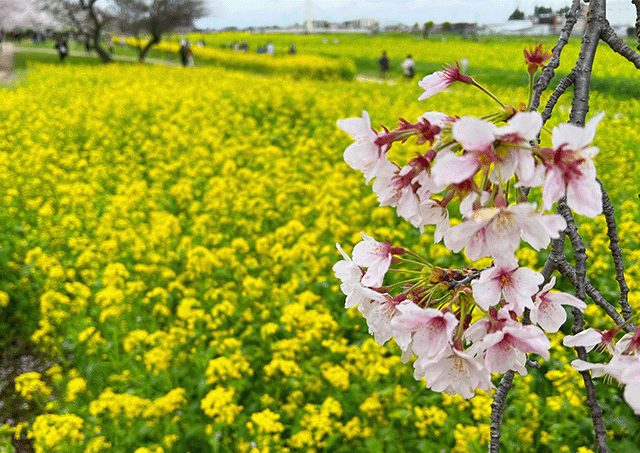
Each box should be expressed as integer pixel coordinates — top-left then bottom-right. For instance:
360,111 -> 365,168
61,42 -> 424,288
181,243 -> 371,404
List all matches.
383,23 -> 411,32
480,20 -> 552,35
341,18 -> 378,31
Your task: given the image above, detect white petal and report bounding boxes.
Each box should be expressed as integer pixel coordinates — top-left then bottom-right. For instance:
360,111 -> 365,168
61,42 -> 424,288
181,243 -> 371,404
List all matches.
566,172 -> 602,218
452,117 -> 497,153
624,382 -> 640,415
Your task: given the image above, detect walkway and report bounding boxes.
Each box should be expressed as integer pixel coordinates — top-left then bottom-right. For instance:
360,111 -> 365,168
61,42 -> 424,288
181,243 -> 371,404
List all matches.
12,46 -> 184,67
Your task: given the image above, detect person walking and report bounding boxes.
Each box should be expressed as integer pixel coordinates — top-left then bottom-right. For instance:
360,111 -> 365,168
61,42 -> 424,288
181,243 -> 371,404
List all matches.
266,42 -> 275,55
179,41 -> 194,67
378,51 -> 389,79
55,39 -> 69,61
402,54 -> 415,80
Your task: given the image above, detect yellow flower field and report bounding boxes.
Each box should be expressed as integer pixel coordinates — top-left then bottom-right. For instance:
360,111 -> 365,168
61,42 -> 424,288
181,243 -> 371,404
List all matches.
0,47 -> 639,452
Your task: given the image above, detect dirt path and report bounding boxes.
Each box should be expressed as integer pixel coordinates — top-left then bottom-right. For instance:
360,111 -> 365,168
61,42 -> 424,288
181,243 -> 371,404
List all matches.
8,46 -> 394,83
12,45 -> 184,66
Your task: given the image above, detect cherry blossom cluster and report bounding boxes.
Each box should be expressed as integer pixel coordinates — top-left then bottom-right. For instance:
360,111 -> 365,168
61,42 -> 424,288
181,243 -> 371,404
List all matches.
333,51 -> 639,404
564,324 -> 640,414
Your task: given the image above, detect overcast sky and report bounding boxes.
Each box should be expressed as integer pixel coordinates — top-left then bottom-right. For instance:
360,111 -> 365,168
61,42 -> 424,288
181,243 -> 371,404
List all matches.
196,0 -> 584,29
2,0 -> 633,31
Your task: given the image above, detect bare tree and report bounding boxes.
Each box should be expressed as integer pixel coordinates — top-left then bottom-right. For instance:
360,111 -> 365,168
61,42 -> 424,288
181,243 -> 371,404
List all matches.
38,0 -> 113,63
112,0 -> 208,62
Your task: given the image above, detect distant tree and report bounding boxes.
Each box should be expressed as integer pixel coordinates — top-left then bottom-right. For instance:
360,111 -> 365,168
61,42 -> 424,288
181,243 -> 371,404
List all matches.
508,8 -> 525,20
0,0 -> 21,29
423,21 -> 434,38
442,21 -> 451,32
37,0 -> 112,63
557,6 -> 570,15
534,6 -> 553,16
112,0 -> 209,62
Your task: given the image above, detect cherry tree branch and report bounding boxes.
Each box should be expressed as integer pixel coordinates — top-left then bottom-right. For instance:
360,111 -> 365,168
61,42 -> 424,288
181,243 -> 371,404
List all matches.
541,228 -> 567,282
569,0 -> 606,127
489,370 -> 515,453
541,72 -> 575,124
600,23 -> 640,68
571,307 -> 610,453
557,198 -> 587,300
491,1 -> 640,450
599,179 -> 633,323
555,260 -> 631,331
632,0 -> 640,49
531,0 -> 582,113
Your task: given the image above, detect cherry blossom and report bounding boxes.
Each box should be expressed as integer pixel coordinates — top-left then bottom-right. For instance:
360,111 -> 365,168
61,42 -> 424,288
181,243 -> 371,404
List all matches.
430,148 -> 480,186
333,244 -> 387,310
415,196 -> 450,241
469,322 -> 550,375
352,233 -> 404,287
337,111 -> 388,184
430,117 -> 499,186
524,44 -> 552,74
562,327 -> 618,353
444,203 -> 566,263
418,62 -> 475,101
492,111 -> 542,183
542,112 -> 605,217
471,261 -> 543,314
530,276 -> 587,332
390,304 -> 458,361
573,354 -> 640,415
414,345 -> 493,399
363,295 -> 412,346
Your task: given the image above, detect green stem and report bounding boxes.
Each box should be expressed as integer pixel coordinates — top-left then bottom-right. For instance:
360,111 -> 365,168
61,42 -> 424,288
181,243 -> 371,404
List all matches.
395,257 -> 430,267
384,277 -> 422,292
404,250 -> 431,264
472,81 -> 504,108
526,71 -> 535,111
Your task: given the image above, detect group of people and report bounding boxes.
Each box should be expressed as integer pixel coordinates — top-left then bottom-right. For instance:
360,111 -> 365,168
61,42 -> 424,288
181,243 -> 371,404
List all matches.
225,41 -> 297,56
378,51 -> 416,80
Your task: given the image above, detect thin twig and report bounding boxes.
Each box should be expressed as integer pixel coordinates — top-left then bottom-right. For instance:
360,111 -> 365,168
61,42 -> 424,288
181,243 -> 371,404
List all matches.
489,370 -> 515,453
557,198 -> 587,300
531,0 -> 583,112
599,179 -> 633,323
541,72 -> 575,124
572,309 -> 610,453
555,260 -> 632,332
449,270 -> 481,289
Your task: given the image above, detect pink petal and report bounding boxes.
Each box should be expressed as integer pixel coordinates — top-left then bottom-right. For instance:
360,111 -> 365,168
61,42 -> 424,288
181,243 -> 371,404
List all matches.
532,298 -> 567,332
624,382 -> 640,415
452,117 -> 497,153
471,268 -> 502,310
542,168 -> 566,211
418,72 -> 450,100
566,171 -> 602,217
562,328 -> 603,352
431,149 -> 479,186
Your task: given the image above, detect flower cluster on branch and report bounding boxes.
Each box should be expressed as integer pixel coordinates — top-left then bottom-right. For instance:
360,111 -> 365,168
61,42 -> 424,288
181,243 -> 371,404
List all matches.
333,51 -> 640,416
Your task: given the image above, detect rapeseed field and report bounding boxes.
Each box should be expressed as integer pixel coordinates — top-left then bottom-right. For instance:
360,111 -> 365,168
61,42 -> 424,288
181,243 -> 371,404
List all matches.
1,43 -> 640,452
